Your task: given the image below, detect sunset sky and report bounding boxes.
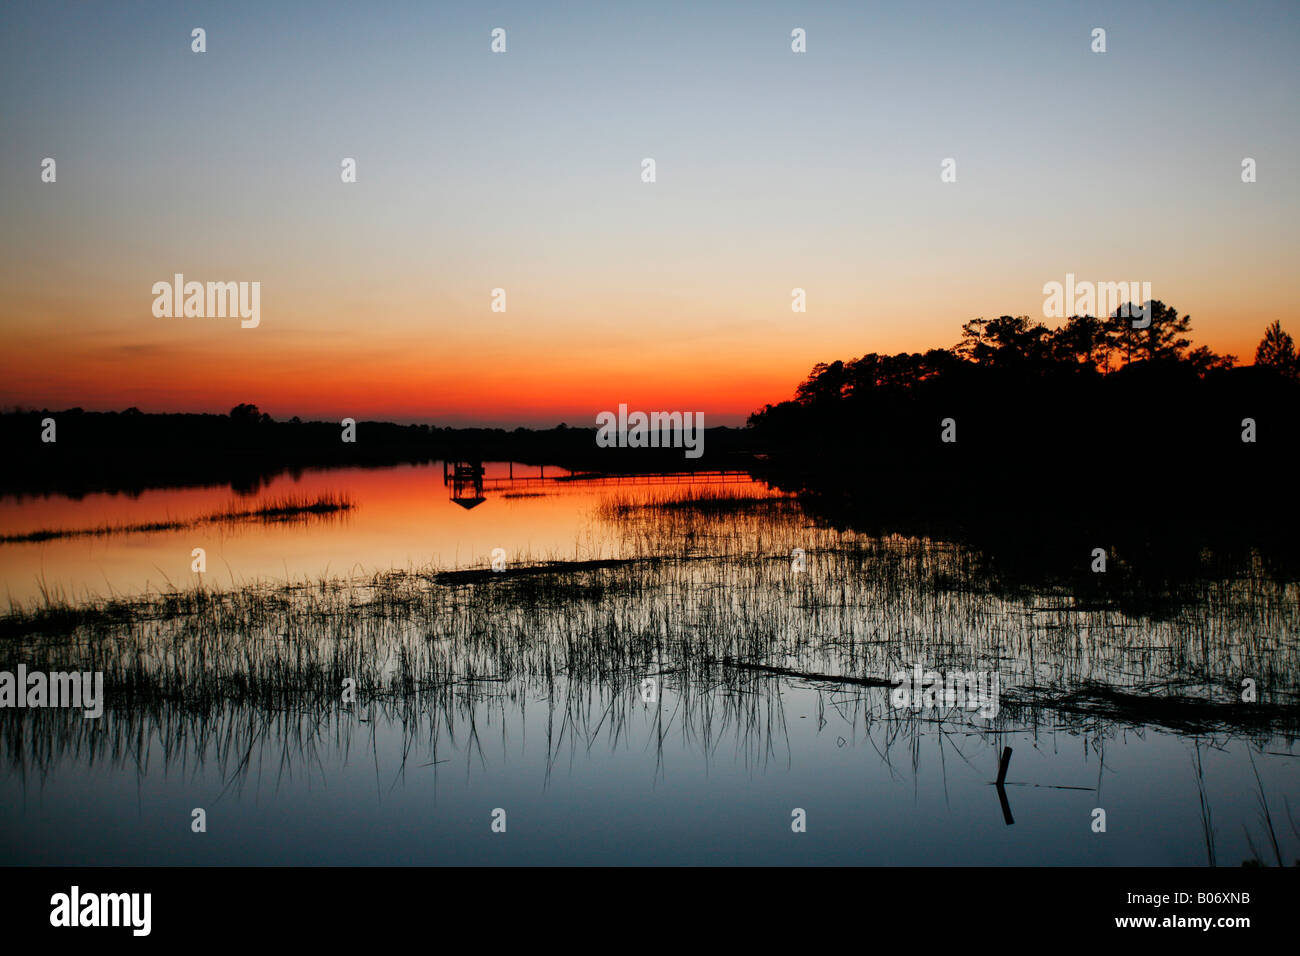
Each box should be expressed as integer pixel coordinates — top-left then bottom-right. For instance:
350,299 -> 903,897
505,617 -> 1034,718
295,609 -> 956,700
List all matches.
2,0 -> 1297,426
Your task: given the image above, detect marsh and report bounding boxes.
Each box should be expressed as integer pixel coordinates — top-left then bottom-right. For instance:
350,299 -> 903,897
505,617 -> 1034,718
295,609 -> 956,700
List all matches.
0,462 -> 1296,866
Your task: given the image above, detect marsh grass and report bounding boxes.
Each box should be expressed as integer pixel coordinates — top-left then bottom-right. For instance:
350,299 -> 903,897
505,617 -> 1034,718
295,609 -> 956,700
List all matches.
598,486 -> 799,520
2,486 -> 1298,791
0,492 -> 354,544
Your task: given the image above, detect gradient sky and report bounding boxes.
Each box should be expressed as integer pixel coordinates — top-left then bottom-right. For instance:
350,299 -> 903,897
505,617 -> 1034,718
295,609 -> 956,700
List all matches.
2,0 -> 1297,425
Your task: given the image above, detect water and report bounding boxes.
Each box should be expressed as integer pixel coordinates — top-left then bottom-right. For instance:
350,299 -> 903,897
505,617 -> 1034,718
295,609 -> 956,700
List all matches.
1,463 -> 1296,866
2,698 -> 1276,866
0,462 -> 754,604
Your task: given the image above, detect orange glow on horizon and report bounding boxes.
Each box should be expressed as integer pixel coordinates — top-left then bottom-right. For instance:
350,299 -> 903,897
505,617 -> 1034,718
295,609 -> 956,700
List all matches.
0,316 -> 1279,426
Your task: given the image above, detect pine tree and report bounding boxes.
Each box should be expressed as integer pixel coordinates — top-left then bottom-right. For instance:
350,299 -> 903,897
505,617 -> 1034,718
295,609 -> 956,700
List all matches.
1254,321 -> 1298,378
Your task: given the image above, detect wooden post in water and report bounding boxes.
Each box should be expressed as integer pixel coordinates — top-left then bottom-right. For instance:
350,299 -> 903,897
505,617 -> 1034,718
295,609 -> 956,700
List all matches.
996,746 -> 1014,826
997,746 -> 1012,785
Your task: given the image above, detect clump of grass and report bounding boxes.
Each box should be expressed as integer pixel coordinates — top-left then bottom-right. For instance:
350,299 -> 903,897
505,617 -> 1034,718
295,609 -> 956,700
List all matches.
0,492 -> 355,543
598,486 -> 795,521
247,492 -> 354,520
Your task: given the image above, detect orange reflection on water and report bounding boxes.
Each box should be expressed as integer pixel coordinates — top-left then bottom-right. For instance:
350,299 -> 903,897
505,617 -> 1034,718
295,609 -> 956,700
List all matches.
0,463 -> 768,605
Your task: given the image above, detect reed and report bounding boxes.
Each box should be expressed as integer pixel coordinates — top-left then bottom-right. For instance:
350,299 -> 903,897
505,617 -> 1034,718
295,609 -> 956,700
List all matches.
0,492 -> 354,543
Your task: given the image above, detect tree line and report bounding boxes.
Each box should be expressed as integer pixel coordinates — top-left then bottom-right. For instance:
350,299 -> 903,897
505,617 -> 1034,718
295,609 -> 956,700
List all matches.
754,304 -> 1295,417
747,302 -> 1299,532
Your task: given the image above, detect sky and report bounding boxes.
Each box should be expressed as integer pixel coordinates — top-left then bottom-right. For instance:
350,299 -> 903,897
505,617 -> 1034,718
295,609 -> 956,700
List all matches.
1,0 -> 1297,426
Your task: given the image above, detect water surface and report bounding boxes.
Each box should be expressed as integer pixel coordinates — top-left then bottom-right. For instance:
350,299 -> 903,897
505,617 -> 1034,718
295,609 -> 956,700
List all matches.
1,463 -> 1296,866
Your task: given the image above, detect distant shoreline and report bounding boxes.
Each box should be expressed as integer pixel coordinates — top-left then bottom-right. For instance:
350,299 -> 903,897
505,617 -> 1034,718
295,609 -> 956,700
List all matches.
0,408 -> 756,498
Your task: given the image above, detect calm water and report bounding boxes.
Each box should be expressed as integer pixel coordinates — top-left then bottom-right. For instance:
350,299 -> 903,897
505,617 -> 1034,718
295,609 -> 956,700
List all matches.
1,463 -> 1296,865
0,462 -> 751,604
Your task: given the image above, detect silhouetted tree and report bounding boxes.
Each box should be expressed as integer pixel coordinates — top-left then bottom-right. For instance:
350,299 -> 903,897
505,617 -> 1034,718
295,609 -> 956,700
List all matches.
957,316 -> 1052,369
1049,315 -> 1109,371
1185,345 -> 1236,375
1255,321 -> 1298,379
795,361 -> 849,404
229,403 -> 272,426
1105,300 -> 1192,364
